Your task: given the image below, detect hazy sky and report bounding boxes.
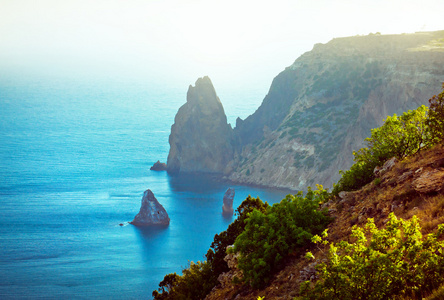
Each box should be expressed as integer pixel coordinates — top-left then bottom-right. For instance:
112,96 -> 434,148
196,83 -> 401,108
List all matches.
1,0 -> 443,90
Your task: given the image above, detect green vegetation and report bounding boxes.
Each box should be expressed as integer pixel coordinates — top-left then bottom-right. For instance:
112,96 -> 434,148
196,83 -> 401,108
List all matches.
231,185 -> 331,288
333,105 -> 432,195
300,214 -> 444,300
426,83 -> 444,144
153,196 -> 268,300
333,84 -> 444,195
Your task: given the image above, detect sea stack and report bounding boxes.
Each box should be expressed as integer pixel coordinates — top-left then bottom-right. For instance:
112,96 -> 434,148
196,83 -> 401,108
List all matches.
166,76 -> 234,174
130,189 -> 170,226
222,188 -> 235,216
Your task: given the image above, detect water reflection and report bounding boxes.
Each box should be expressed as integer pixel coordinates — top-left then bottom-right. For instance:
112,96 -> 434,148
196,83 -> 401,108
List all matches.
167,173 -> 227,194
132,224 -> 169,241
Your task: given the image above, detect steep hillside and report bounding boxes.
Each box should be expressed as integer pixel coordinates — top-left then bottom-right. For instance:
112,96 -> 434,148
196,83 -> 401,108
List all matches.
230,31 -> 444,190
206,142 -> 444,300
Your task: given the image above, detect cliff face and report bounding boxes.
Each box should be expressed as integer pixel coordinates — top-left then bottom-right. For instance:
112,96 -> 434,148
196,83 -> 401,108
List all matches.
167,76 -> 235,174
230,31 -> 444,190
166,31 -> 444,190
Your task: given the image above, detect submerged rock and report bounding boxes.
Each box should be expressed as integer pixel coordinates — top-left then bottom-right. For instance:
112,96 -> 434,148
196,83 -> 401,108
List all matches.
222,188 -> 235,215
150,160 -> 167,171
130,189 -> 170,226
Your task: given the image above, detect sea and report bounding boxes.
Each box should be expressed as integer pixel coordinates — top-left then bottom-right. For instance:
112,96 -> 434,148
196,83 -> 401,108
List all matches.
0,76 -> 290,299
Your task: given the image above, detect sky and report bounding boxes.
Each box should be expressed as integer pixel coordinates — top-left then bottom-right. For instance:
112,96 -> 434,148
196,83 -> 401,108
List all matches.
1,0 -> 443,92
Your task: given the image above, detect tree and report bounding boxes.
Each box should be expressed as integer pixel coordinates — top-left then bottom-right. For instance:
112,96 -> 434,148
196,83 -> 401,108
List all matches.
426,83 -> 444,144
153,196 -> 269,300
232,186 -> 331,288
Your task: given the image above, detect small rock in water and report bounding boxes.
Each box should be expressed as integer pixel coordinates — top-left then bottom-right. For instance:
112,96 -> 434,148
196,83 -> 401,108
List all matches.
130,189 -> 170,226
222,188 -> 235,216
150,160 -> 167,171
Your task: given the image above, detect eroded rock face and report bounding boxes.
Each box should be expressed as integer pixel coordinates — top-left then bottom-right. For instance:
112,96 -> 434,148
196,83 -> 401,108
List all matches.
130,189 -> 170,226
222,188 -> 235,215
167,76 -> 234,174
413,169 -> 444,193
218,245 -> 243,288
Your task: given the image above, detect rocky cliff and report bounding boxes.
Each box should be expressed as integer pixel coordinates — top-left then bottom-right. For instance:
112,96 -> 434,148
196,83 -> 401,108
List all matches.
166,31 -> 444,190
167,76 -> 235,174
230,31 -> 444,190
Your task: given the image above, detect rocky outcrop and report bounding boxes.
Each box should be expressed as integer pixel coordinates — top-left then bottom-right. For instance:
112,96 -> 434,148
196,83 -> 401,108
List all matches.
130,189 -> 170,226
374,157 -> 398,177
217,246 -> 243,288
222,188 -> 235,215
167,76 -> 234,174
412,169 -> 444,193
150,160 -> 167,171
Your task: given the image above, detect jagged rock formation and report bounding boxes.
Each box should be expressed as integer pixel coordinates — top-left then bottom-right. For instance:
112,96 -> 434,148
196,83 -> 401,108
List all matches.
222,188 -> 235,215
166,31 -> 444,190
150,160 -> 167,171
229,31 -> 444,190
167,76 -> 234,174
130,189 -> 170,226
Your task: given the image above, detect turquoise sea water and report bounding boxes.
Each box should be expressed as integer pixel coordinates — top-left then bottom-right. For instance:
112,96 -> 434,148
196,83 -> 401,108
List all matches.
0,77 -> 289,299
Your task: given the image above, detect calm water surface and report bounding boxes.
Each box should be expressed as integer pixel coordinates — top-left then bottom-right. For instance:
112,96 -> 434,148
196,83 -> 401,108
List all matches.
0,77 -> 289,299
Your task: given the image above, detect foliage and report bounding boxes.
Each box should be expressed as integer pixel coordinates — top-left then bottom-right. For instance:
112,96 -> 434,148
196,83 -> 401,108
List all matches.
232,185 -> 331,288
300,213 -> 444,300
332,105 -> 430,194
153,196 -> 269,300
425,83 -> 444,144
152,273 -> 179,300
207,196 -> 269,278
153,261 -> 213,300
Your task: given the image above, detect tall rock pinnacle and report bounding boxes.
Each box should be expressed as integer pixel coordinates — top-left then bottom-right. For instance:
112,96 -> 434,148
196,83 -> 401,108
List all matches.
167,76 -> 234,174
130,189 -> 170,226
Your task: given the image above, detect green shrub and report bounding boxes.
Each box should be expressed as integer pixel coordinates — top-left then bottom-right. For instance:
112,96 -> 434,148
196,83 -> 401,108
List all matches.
152,261 -> 213,300
425,83 -> 444,144
333,105 -> 430,195
153,196 -> 268,300
301,213 -> 444,300
232,186 -> 331,288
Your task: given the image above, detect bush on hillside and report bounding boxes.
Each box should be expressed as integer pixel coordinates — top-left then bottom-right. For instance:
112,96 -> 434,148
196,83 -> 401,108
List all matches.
231,185 -> 331,288
333,105 -> 430,194
300,213 -> 444,300
426,83 -> 444,144
153,196 -> 269,300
